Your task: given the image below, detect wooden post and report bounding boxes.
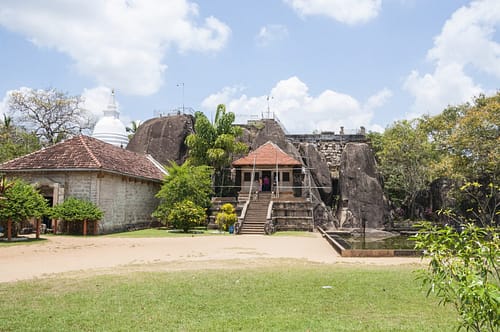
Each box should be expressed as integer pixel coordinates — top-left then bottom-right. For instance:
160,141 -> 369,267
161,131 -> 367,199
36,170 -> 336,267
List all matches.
7,218 -> 12,241
94,220 -> 98,235
53,219 -> 57,235
83,219 -> 87,236
36,218 -> 40,239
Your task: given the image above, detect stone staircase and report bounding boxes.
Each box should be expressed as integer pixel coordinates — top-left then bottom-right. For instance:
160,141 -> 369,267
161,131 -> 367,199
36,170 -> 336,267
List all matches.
239,192 -> 272,235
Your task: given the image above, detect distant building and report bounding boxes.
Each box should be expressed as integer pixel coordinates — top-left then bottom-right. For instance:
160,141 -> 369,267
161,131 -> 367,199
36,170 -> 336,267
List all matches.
232,141 -> 303,198
0,135 -> 166,234
92,90 -> 129,147
231,141 -> 313,234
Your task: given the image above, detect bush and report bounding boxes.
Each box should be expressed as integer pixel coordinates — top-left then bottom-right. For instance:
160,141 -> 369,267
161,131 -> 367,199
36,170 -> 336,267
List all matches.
167,200 -> 206,233
413,222 -> 500,332
51,197 -> 103,234
215,203 -> 237,231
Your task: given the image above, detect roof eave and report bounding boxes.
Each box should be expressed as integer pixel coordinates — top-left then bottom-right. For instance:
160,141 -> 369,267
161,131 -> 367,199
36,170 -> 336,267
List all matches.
0,168 -> 164,183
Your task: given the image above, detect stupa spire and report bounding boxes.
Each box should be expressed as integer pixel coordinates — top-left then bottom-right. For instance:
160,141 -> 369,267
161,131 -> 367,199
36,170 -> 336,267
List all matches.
103,88 -> 119,119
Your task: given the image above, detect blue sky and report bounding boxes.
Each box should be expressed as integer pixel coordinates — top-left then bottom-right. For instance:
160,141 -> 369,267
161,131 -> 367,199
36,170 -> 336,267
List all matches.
0,0 -> 499,133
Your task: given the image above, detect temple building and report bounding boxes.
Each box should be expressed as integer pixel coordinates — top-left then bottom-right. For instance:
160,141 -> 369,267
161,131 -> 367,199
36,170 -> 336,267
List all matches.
230,141 -> 313,234
92,90 -> 129,147
232,141 -> 303,198
0,135 -> 166,234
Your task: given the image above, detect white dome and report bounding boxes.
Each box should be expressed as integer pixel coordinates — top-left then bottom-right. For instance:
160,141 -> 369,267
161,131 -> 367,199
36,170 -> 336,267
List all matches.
92,117 -> 129,147
91,89 -> 129,147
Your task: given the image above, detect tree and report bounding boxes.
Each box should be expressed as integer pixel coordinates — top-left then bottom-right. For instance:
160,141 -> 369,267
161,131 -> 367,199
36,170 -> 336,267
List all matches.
152,161 -> 212,224
51,197 -> 103,235
126,120 -> 141,140
375,119 -> 437,218
215,203 -> 237,232
0,114 -> 41,163
7,87 -> 95,145
421,93 -> 500,184
185,104 -> 248,196
167,200 -> 206,232
0,178 -> 48,240
414,223 -> 499,332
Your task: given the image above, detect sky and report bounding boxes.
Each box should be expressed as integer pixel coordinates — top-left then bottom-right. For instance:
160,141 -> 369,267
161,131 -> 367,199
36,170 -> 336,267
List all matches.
0,0 -> 499,134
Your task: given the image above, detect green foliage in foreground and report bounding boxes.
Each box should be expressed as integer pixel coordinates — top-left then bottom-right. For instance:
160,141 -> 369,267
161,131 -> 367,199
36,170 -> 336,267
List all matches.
414,223 -> 500,332
0,265 -> 456,331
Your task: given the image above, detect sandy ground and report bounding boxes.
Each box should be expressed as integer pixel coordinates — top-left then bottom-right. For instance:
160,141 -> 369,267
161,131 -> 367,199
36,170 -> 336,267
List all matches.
0,233 -> 423,283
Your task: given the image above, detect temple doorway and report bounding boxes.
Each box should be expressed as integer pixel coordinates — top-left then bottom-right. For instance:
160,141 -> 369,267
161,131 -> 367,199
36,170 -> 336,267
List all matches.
261,171 -> 271,191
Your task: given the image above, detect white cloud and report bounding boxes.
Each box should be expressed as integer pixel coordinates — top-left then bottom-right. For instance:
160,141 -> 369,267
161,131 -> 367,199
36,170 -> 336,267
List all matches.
284,0 -> 382,25
255,24 -> 289,46
0,94 -> 7,118
81,86 -> 133,126
81,86 -> 115,119
404,0 -> 500,117
0,0 -> 230,96
202,76 -> 390,133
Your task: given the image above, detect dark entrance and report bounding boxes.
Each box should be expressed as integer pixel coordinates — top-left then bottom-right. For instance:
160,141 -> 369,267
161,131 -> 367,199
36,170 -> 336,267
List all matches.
261,170 -> 271,191
42,196 -> 53,229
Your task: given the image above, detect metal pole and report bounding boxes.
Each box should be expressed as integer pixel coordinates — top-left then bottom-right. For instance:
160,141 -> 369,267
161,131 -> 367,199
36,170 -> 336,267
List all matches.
177,83 -> 185,113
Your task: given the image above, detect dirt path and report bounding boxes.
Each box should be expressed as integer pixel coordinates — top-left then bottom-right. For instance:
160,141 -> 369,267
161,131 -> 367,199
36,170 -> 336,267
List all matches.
0,233 -> 423,282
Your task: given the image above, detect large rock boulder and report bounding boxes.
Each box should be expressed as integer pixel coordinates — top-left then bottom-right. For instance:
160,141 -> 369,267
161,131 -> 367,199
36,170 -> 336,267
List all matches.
336,142 -> 389,229
240,119 -> 289,151
298,143 -> 333,205
126,114 -> 194,166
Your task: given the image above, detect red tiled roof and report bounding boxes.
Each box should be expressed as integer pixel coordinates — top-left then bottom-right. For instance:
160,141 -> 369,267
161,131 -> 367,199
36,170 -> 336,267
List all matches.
232,141 -> 302,167
0,135 -> 166,181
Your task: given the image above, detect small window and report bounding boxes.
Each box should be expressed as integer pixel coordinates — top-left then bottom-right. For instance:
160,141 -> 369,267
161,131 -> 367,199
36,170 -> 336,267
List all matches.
282,172 -> 290,182
243,172 -> 251,181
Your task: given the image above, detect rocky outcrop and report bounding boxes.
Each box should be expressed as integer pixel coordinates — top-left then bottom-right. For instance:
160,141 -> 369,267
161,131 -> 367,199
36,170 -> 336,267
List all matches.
298,143 -> 333,206
336,142 -> 388,229
244,119 -> 288,151
126,114 -> 194,166
239,119 -> 336,227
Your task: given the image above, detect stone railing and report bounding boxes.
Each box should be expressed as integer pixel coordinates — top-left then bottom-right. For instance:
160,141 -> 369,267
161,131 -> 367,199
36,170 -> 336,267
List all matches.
264,201 -> 275,235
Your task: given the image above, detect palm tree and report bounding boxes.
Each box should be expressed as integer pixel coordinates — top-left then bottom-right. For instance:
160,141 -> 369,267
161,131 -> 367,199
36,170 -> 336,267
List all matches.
126,120 -> 141,140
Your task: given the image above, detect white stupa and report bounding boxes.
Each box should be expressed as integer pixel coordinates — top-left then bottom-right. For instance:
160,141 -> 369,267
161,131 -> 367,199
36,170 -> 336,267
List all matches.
92,89 -> 129,147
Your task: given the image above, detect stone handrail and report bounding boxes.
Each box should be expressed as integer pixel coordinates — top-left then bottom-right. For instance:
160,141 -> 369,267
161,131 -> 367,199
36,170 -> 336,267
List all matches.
264,200 -> 275,235
235,200 -> 250,234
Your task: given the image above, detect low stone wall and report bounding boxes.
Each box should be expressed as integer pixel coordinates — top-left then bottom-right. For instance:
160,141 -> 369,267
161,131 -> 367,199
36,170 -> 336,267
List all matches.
272,200 -> 313,231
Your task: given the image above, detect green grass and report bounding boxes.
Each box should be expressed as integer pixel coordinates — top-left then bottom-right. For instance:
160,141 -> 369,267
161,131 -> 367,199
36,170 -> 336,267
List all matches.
0,264 -> 457,331
104,228 -> 229,238
0,237 -> 47,247
272,231 -> 316,237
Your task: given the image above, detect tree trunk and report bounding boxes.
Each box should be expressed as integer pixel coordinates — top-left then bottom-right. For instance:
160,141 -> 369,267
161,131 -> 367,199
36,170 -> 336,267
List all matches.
7,219 -> 12,241
83,219 -> 87,236
36,218 -> 40,239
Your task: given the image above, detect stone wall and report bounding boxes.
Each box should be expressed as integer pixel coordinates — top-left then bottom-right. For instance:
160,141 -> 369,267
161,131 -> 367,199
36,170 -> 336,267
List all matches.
97,174 -> 160,233
287,131 -> 368,179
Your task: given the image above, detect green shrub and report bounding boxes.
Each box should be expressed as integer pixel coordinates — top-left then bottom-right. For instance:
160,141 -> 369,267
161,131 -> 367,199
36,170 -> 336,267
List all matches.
215,203 -> 237,231
414,222 -> 500,332
167,200 -> 206,233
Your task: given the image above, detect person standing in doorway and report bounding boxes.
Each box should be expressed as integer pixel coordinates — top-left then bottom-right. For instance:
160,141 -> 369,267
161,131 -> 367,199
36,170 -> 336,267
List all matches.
263,176 -> 270,191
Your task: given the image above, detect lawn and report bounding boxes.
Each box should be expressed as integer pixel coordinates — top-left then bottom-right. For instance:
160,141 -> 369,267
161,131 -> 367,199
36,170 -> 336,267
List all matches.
0,264 -> 456,331
105,229 -> 316,238
104,228 -> 229,238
